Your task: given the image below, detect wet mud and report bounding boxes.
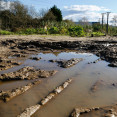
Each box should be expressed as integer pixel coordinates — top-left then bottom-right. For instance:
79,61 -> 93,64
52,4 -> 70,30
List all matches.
0,37 -> 117,117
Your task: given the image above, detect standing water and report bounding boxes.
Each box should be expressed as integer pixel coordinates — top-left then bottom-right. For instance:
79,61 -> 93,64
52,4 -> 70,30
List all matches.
0,52 -> 117,117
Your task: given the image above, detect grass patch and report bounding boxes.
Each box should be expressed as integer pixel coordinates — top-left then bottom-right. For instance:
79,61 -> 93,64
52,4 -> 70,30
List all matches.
0,30 -> 13,35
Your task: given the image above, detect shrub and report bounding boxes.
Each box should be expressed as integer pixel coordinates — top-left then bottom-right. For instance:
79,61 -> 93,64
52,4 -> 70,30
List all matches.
48,27 -> 59,34
92,23 -> 102,32
91,32 -> 105,37
0,30 -> 13,35
59,27 -> 68,35
37,28 -> 47,34
110,27 -> 117,36
23,28 -> 37,34
68,26 -> 85,37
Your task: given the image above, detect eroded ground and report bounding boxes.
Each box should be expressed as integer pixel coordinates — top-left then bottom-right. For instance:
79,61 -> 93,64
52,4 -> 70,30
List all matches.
0,35 -> 117,117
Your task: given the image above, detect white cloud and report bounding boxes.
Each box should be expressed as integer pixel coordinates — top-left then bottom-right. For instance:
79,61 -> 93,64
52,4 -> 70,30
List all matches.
0,1 -> 12,10
64,5 -> 110,12
63,5 -> 111,22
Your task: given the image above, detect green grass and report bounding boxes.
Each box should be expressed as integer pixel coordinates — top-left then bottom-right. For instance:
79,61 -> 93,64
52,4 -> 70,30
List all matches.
0,30 -> 13,35
91,32 -> 105,37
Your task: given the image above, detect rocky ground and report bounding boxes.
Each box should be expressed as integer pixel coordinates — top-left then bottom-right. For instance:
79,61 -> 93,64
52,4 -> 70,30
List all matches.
0,35 -> 117,116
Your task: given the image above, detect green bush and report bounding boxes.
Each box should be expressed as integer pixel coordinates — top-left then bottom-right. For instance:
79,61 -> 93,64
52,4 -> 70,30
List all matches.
91,32 -> 105,37
0,30 -> 13,35
59,26 -> 68,35
37,28 -> 47,34
92,24 -> 102,32
110,27 -> 117,36
48,27 -> 59,34
68,26 -> 85,37
23,28 -> 37,34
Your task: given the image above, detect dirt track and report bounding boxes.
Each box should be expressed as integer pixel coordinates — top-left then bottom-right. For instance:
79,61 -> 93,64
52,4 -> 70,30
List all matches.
1,35 -> 117,42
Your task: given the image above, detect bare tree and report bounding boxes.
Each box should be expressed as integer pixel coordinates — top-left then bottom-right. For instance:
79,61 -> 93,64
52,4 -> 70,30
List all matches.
28,5 -> 40,18
78,17 -> 89,26
111,15 -> 117,26
39,8 -> 48,18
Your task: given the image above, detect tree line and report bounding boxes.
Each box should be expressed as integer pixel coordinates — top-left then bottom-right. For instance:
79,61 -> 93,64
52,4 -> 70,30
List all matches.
0,0 -> 63,31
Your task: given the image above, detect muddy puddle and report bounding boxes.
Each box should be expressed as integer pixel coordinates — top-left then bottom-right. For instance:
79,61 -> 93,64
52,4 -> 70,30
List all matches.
0,51 -> 117,117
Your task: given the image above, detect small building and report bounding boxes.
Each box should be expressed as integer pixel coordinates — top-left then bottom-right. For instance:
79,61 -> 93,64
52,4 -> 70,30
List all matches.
74,22 -> 100,26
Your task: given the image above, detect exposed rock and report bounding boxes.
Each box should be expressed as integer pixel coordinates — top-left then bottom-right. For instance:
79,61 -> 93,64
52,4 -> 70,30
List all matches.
0,80 -> 41,102
0,66 -> 57,80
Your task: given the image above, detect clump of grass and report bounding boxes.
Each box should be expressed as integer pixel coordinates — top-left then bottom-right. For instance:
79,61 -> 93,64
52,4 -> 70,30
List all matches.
91,32 -> 105,37
68,26 -> 85,37
0,30 -> 13,35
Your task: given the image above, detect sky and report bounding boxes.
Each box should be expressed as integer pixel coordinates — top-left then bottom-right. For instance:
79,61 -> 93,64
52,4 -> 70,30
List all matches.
1,0 -> 117,22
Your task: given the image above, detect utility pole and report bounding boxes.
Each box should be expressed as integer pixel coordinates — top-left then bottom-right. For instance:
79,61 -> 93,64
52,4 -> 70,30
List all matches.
99,18 -> 101,24
106,12 -> 111,34
101,13 -> 105,31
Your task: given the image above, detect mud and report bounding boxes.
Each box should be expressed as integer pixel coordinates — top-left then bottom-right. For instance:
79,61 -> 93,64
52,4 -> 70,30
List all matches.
70,104 -> 117,117
1,37 -> 117,68
29,57 -> 42,61
90,79 -> 104,92
0,36 -> 117,117
70,107 -> 100,117
0,80 -> 41,102
0,66 -> 57,80
17,79 -> 72,117
49,58 -> 83,68
1,38 -> 117,67
88,58 -> 101,64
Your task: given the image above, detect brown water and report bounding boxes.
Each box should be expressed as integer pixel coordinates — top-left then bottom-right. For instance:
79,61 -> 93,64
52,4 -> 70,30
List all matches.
0,52 -> 117,117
